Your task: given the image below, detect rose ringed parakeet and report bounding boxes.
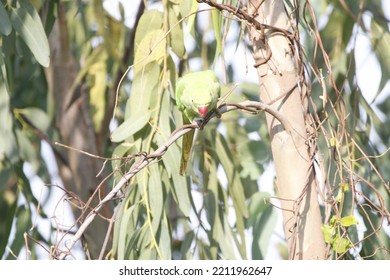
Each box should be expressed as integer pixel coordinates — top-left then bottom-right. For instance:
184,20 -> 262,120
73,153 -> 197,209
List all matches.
175,70 -> 221,175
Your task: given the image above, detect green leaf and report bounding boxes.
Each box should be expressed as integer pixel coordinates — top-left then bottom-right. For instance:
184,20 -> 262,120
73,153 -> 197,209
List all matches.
244,117 -> 261,133
133,10 -> 165,75
10,6 -> 50,67
15,129 -> 38,169
340,215 -> 358,227
112,187 -> 139,259
320,7 -> 353,76
204,158 -> 219,259
111,143 -> 137,183
135,10 -> 163,47
156,90 -> 177,176
371,19 -> 390,96
69,45 -> 105,96
170,169 -> 191,217
241,82 -> 260,101
116,203 -> 138,259
18,107 -> 51,132
88,59 -> 107,132
239,140 -> 265,180
339,182 -> 349,192
43,0 -> 57,35
15,163 -> 39,207
110,111 -> 151,142
134,29 -> 166,75
321,224 -> 333,244
0,188 -> 18,258
158,215 -> 172,259
126,63 -> 161,118
216,133 -> 248,217
0,54 -> 18,163
218,214 -> 237,259
212,8 -> 222,64
246,192 -> 271,227
168,1 -> 185,58
7,205 -> 32,259
0,163 -> 13,193
137,226 -> 153,259
156,90 -> 191,216
0,4 -> 12,35
332,235 -> 352,254
181,0 -> 198,39
148,163 -> 163,233
252,204 -> 277,259
359,205 -> 390,259
180,230 -> 194,259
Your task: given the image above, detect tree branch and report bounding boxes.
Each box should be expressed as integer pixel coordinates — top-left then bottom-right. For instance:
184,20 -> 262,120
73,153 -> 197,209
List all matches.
57,99 -> 291,259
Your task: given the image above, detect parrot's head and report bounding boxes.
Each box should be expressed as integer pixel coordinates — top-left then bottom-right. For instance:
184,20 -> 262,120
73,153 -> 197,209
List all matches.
191,83 -> 219,119
177,70 -> 221,122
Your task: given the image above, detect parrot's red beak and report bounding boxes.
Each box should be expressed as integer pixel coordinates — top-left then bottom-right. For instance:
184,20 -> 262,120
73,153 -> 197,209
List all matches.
198,105 -> 209,117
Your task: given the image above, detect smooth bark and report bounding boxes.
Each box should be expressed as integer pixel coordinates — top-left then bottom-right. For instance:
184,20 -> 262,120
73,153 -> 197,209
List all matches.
248,0 -> 326,259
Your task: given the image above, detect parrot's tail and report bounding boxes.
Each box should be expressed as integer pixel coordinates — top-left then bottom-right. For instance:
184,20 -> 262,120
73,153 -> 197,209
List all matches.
179,129 -> 195,175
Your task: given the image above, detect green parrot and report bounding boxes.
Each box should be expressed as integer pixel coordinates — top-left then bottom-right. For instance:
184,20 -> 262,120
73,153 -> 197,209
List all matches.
175,70 -> 221,175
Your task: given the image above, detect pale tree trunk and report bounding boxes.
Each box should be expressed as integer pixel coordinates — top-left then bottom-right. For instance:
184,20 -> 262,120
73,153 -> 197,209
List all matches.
45,3 -> 113,259
247,0 -> 326,259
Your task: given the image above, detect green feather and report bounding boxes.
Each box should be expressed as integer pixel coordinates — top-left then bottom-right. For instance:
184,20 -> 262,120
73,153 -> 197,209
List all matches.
175,70 -> 221,175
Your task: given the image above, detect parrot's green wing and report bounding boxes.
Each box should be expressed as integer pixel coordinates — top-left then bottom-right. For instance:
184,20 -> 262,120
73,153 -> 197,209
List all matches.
175,70 -> 221,175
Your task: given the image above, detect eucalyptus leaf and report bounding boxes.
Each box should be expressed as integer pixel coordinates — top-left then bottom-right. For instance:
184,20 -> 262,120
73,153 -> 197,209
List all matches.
134,10 -> 163,47
148,163 -> 163,233
117,203 -> 137,259
218,214 -> 237,259
170,170 -> 191,217
157,91 -> 179,177
216,133 -> 248,217
211,8 -> 222,65
134,29 -> 166,75
371,19 -> 390,96
136,226 -> 153,259
0,4 -> 11,35
180,230 -> 194,259
158,215 -> 172,259
204,159 -> 219,259
252,205 -> 277,259
168,2 -> 185,58
18,107 -> 51,132
181,0 -> 198,39
126,63 -> 161,118
332,235 -> 352,254
246,192 -> 271,227
0,187 -> 18,258
10,7 -> 50,67
0,62 -> 18,163
88,59 -> 107,132
7,206 -> 31,259
15,129 -> 39,170
111,111 -> 151,142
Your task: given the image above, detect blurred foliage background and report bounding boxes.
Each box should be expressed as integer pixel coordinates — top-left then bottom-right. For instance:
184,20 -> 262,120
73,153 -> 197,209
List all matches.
0,0 -> 389,259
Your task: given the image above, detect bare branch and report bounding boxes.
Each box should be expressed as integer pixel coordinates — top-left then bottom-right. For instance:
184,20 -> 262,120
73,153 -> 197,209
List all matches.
57,99 -> 291,259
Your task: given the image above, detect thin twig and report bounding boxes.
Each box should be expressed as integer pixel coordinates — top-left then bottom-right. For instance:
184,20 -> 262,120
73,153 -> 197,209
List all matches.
57,99 -> 291,259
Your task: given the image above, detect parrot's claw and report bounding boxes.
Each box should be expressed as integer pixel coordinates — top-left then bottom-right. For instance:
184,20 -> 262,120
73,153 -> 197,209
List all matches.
215,108 -> 222,119
194,119 -> 205,130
